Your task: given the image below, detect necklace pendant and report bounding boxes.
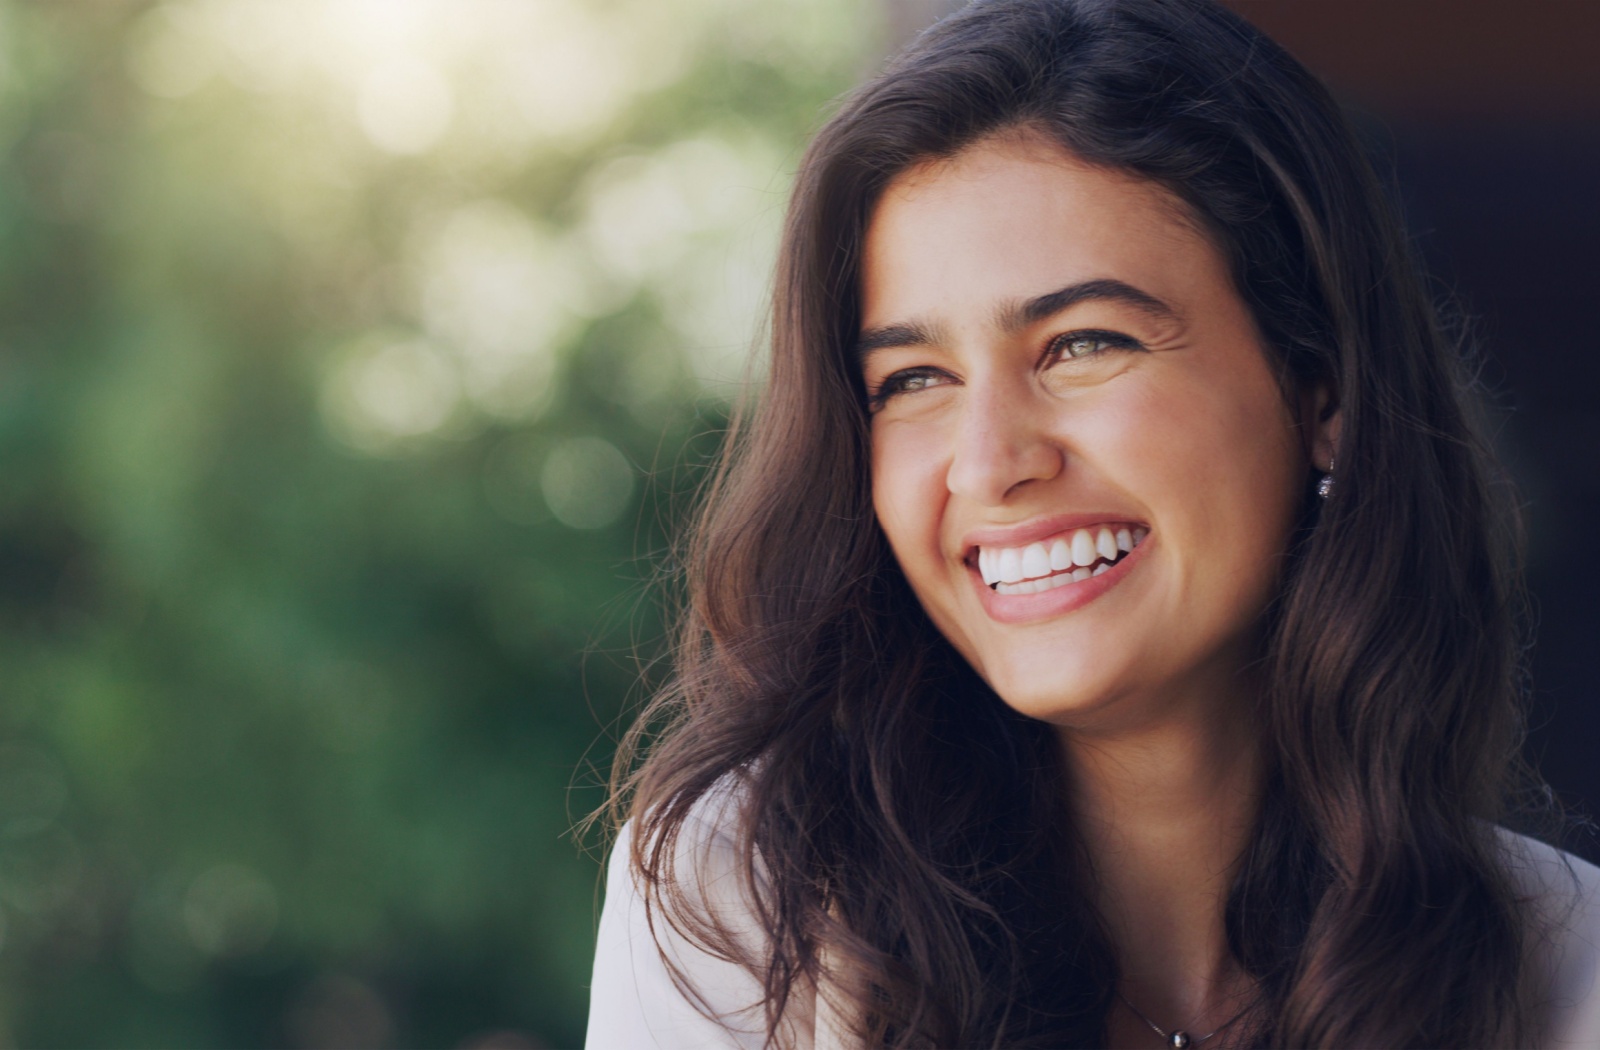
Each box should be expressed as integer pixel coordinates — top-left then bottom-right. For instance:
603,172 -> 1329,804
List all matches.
1169,1032 -> 1191,1049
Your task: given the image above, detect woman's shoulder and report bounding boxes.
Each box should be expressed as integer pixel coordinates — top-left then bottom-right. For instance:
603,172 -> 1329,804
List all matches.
1497,829 -> 1600,1048
586,779 -> 834,1049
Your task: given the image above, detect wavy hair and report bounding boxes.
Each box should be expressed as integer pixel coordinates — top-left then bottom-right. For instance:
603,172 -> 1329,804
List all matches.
606,0 -> 1542,1045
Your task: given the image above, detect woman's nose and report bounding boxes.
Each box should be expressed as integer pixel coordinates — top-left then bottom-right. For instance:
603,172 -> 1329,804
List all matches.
944,380 -> 1063,506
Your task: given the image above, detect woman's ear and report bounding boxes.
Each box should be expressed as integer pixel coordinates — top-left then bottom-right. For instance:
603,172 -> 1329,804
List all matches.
1304,382 -> 1341,472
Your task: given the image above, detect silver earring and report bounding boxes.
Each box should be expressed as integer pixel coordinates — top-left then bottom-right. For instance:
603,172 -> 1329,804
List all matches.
1317,456 -> 1334,499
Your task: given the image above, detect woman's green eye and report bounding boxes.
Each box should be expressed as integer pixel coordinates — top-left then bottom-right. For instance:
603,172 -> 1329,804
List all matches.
1060,334 -> 1110,358
1049,329 -> 1142,361
870,367 -> 949,405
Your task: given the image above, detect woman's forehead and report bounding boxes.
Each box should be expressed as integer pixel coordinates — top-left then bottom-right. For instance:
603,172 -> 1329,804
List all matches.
881,128 -> 1200,233
860,135 -> 1223,332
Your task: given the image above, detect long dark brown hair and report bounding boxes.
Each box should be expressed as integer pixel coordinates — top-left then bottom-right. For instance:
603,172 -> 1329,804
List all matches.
604,0 -> 1544,1045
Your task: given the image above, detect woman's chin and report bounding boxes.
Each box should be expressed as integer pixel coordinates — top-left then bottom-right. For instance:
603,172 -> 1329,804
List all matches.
979,661 -> 1128,727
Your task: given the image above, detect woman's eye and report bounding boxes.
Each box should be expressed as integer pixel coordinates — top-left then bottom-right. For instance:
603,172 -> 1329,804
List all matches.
1060,335 -> 1110,358
1047,329 -> 1142,361
1049,334 -> 1113,358
870,367 -> 949,405
894,372 -> 944,392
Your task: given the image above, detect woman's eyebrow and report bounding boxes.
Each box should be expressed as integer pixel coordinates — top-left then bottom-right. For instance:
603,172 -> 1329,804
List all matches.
855,278 -> 1180,363
854,319 -> 946,361
995,278 -> 1180,332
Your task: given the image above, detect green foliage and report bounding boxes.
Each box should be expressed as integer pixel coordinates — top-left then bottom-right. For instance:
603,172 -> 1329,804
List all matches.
0,1 -> 874,1045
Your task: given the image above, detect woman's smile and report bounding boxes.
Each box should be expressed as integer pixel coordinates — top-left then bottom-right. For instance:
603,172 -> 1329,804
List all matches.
965,515 -> 1151,622
860,131 -> 1323,727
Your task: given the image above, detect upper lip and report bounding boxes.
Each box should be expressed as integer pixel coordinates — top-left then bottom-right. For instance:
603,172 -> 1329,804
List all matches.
960,512 -> 1148,558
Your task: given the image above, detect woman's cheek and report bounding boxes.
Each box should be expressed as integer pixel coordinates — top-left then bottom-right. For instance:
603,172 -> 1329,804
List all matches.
870,416 -> 953,563
1068,379 -> 1186,492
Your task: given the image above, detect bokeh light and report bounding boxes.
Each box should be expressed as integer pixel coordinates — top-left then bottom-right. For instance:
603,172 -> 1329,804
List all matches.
0,0 -> 876,1043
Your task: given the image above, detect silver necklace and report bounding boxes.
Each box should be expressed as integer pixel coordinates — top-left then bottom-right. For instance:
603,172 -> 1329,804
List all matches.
1116,991 -> 1248,1049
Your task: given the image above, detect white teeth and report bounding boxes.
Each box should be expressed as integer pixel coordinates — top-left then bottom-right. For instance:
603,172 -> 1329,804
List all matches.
996,573 -> 1074,596
1021,543 -> 1051,579
980,524 -> 1145,593
1071,529 -> 1097,567
1096,528 -> 1117,562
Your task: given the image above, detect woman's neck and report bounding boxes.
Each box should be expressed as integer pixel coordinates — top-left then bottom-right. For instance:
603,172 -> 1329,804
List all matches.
1059,672 -> 1264,1045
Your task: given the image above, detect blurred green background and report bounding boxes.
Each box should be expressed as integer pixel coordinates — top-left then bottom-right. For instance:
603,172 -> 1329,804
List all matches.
0,0 -> 882,1045
4,1 -> 1592,1047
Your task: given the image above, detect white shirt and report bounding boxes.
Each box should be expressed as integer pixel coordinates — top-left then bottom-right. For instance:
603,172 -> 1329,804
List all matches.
587,809 -> 1600,1049
1506,829 -> 1600,1047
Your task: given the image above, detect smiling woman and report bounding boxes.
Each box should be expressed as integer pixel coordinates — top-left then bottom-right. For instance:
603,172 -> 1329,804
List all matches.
588,1 -> 1600,1047
861,142 -> 1318,726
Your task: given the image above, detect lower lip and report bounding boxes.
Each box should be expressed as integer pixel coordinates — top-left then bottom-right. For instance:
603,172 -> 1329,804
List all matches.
971,535 -> 1151,624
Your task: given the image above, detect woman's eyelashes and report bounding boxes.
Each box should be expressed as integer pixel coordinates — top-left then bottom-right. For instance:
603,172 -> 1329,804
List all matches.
1045,328 -> 1145,362
867,329 -> 1145,408
868,366 -> 952,406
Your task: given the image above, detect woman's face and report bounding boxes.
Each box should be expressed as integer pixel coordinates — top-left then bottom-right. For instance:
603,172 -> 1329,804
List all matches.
861,134 -> 1329,730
